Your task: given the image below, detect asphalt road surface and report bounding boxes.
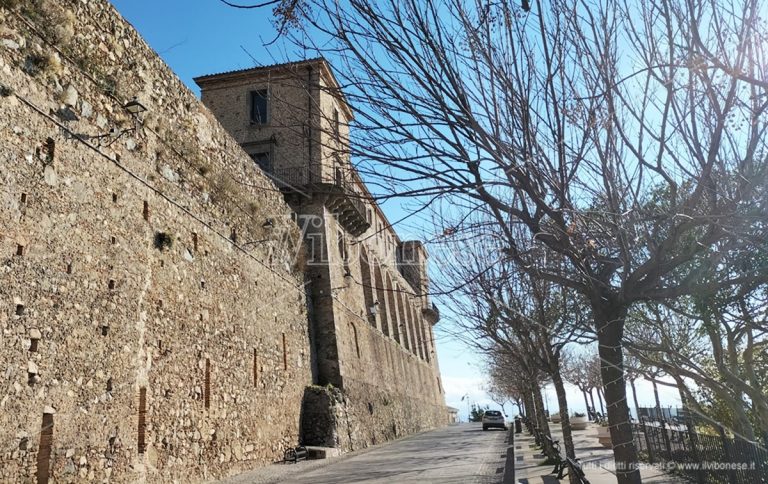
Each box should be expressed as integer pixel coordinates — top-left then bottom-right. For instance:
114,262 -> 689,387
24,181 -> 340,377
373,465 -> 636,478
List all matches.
281,423 -> 509,484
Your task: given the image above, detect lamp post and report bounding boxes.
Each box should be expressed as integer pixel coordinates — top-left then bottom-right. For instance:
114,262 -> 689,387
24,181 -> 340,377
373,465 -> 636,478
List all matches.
461,393 -> 470,422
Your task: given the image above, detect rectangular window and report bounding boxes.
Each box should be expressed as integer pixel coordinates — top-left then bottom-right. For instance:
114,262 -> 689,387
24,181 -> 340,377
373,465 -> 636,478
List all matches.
250,150 -> 271,172
250,89 -> 268,124
333,108 -> 340,140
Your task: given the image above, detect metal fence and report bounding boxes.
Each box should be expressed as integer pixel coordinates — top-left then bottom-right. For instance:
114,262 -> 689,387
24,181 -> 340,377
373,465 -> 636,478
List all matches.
632,413 -> 768,484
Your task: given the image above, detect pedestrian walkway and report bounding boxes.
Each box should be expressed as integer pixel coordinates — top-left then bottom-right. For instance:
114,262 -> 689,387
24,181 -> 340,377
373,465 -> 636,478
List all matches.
514,423 -> 683,483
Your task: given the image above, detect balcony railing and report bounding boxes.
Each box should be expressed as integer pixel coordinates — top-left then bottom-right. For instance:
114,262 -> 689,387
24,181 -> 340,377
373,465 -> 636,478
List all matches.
270,166 -> 371,236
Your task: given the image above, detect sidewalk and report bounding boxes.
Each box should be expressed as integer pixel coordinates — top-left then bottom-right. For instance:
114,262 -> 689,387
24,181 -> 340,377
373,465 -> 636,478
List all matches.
514,423 -> 684,483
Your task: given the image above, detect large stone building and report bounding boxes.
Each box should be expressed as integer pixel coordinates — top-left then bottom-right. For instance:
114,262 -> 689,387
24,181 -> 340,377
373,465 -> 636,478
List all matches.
0,1 -> 446,482
195,59 -> 446,449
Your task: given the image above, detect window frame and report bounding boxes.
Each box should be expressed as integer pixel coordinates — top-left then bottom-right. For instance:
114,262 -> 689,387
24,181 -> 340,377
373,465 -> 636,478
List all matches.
249,148 -> 273,172
249,88 -> 270,125
333,107 -> 340,141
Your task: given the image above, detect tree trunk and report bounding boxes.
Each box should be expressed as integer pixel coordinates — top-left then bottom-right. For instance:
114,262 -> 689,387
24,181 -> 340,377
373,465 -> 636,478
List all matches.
533,386 -> 551,438
552,370 -> 578,483
652,380 -> 662,421
730,393 -> 756,441
594,301 -> 641,484
596,386 -> 605,415
524,390 -> 535,421
675,378 -> 686,409
582,390 -> 591,420
589,389 -> 597,416
630,379 -> 640,422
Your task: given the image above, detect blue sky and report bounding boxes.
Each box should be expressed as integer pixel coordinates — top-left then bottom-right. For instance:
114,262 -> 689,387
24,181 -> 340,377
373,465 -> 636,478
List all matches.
109,0 -> 682,421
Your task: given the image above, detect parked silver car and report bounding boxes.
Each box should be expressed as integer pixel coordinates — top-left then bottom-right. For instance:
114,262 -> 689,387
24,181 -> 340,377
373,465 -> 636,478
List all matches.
482,410 -> 507,431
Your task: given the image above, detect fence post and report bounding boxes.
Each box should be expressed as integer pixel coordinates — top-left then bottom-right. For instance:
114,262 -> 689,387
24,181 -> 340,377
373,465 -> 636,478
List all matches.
717,424 -> 739,484
660,419 -> 673,461
685,419 -> 706,484
642,418 -> 655,464
761,433 -> 768,484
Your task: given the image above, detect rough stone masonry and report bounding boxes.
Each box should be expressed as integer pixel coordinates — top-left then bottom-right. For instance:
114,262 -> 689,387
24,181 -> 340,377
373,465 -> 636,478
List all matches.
0,1 -> 448,483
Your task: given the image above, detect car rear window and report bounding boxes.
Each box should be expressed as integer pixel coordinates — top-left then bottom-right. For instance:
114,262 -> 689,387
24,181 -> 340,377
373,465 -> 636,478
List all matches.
485,411 -> 502,416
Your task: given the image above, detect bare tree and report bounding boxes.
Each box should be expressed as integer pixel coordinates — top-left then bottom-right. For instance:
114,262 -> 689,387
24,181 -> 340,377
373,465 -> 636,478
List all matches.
227,0 -> 768,480
437,235 -> 592,474
563,352 -> 600,420
627,287 -> 768,441
484,376 -> 512,416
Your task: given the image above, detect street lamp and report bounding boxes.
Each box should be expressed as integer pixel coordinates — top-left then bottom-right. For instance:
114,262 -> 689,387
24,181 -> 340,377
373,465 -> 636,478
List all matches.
123,97 -> 147,116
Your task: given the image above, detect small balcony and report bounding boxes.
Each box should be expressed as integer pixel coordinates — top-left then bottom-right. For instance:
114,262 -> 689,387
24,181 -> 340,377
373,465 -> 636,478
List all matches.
269,166 -> 371,237
422,303 -> 440,325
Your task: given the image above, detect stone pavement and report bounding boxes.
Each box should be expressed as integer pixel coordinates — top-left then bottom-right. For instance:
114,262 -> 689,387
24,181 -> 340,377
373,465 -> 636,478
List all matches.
215,423 -> 509,484
514,423 -> 684,483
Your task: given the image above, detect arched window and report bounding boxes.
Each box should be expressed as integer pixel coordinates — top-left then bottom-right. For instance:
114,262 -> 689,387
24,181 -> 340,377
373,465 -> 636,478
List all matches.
411,305 -> 423,359
360,247 -> 376,327
397,288 -> 409,351
407,303 -> 418,356
374,264 -> 389,336
419,317 -> 430,362
386,274 -> 400,344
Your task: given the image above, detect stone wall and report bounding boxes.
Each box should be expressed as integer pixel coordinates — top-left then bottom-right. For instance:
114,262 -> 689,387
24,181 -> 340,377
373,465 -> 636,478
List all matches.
301,211 -> 448,452
197,57 -> 450,453
0,1 -> 312,482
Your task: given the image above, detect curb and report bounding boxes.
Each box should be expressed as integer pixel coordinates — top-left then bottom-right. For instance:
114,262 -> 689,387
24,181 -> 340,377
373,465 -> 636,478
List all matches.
502,427 -> 516,484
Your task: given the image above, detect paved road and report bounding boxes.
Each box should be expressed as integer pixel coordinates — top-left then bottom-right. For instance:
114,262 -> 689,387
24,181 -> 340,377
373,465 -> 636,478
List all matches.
220,423 -> 510,484
287,423 -> 508,484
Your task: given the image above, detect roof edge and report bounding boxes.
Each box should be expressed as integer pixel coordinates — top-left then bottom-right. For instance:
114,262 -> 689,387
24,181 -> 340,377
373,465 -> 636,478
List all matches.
194,57 -> 353,120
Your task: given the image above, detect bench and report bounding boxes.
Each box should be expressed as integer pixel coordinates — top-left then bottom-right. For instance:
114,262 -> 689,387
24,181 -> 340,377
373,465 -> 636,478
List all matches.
283,446 -> 308,463
565,457 -> 591,484
543,435 -> 567,478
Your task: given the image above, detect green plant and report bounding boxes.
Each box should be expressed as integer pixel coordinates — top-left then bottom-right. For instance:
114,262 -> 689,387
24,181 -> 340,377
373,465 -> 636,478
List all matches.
197,164 -> 211,176
469,404 -> 488,422
153,232 -> 173,251
101,75 -> 118,96
210,173 -> 239,204
0,0 -> 20,10
22,53 -> 50,76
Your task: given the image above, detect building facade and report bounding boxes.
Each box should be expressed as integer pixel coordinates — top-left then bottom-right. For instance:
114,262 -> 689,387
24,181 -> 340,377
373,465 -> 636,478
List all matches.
196,59 -> 447,450
0,1 -> 447,481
